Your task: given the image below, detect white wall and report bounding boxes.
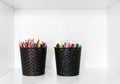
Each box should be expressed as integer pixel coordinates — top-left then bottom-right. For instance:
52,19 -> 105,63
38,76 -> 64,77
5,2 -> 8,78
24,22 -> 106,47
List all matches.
108,2 -> 120,76
14,0 -> 107,9
15,9 -> 107,69
0,1 -> 14,76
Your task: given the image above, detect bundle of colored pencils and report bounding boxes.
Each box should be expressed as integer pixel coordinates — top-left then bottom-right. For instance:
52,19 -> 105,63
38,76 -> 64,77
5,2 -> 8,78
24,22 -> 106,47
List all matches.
55,42 -> 82,48
19,39 -> 47,48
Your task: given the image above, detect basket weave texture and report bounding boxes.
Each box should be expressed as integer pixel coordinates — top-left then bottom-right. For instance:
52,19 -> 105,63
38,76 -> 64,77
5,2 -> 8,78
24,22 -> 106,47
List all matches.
20,48 -> 47,76
55,48 -> 81,76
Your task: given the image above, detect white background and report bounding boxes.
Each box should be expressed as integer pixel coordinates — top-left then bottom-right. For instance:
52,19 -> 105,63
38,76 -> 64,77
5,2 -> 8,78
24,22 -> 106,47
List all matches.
1,0 -> 120,84
15,9 -> 107,69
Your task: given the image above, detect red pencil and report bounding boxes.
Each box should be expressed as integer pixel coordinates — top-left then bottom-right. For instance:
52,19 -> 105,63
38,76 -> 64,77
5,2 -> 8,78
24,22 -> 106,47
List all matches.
71,44 -> 74,48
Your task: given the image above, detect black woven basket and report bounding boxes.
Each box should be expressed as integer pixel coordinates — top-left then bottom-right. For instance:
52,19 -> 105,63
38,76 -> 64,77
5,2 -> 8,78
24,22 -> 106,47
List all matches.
55,48 -> 81,76
20,48 -> 47,76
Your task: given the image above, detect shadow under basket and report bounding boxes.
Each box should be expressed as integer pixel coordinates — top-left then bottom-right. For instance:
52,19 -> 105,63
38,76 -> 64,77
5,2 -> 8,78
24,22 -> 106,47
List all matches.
55,48 -> 82,76
20,48 -> 47,76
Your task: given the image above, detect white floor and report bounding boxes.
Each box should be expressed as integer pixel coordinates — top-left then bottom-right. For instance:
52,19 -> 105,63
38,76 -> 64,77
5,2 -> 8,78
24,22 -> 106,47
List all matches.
0,68 -> 120,84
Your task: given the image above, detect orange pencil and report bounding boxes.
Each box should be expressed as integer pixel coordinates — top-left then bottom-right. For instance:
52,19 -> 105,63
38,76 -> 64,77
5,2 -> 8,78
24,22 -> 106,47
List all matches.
64,43 -> 66,48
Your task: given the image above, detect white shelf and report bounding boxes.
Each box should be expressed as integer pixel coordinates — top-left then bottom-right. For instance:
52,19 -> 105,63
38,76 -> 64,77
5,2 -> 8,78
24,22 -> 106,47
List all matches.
0,68 -> 120,84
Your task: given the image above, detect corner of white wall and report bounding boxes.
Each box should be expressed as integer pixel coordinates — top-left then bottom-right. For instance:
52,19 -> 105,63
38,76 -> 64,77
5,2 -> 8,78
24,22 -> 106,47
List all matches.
0,1 -> 15,76
107,1 -> 120,76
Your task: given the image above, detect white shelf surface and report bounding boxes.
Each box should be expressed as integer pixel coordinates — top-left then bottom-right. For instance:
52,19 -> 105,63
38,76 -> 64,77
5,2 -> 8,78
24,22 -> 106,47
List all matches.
0,68 -> 120,84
